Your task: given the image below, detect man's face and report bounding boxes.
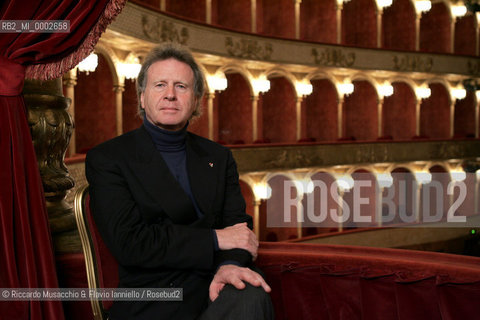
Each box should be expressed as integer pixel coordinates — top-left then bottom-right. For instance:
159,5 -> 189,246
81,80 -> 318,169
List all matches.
141,58 -> 197,131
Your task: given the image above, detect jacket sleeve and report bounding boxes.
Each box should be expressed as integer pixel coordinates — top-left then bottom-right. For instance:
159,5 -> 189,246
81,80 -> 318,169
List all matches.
85,147 -> 215,271
213,149 -> 253,268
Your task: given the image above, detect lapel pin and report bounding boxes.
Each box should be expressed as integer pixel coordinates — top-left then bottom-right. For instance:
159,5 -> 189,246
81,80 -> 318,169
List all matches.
209,162 -> 214,168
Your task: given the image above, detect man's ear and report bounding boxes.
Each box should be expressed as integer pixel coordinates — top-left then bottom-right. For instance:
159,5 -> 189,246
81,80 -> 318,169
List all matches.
140,92 -> 145,109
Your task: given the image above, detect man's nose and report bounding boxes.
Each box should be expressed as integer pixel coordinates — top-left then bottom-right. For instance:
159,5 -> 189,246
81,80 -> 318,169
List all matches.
164,85 -> 176,100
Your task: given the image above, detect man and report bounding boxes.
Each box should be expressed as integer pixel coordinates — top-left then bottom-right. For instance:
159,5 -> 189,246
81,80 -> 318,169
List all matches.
85,43 -> 274,319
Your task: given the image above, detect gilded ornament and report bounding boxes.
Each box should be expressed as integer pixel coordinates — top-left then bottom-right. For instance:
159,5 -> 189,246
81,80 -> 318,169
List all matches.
392,55 -> 433,72
467,60 -> 480,75
141,15 -> 189,44
311,48 -> 355,67
225,37 -> 273,60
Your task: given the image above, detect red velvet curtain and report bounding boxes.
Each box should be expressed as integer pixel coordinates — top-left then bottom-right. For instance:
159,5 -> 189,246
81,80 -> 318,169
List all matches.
257,242 -> 480,320
0,0 -> 125,319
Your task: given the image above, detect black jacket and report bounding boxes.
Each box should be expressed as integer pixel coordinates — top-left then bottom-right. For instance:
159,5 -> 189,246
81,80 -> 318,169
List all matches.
85,126 -> 252,319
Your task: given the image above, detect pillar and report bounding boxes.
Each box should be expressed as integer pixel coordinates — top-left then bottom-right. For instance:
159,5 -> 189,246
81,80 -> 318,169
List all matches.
337,96 -> 344,138
206,0 -> 212,24
415,99 -> 421,136
114,84 -> 125,136
377,8 -> 383,48
296,97 -> 303,141
449,100 -> 455,138
252,95 -> 259,141
378,98 -> 384,137
336,2 -> 343,44
476,93 -> 479,138
253,199 -> 261,239
295,0 -> 302,39
415,13 -> 421,50
207,92 -> 215,140
251,0 -> 257,33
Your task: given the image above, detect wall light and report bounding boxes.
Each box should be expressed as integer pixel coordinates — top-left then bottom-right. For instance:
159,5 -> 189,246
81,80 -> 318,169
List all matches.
451,5 -> 467,18
376,173 -> 393,188
414,171 -> 432,184
415,87 -> 431,99
294,178 -> 314,196
451,88 -> 467,100
415,0 -> 432,14
450,169 -> 466,182
337,83 -> 354,96
378,84 -> 394,97
206,74 -> 228,93
117,62 -> 141,80
296,82 -> 313,96
376,0 -> 393,9
476,90 -> 480,101
335,174 -> 354,192
252,78 -> 270,94
253,183 -> 272,200
77,53 -> 98,74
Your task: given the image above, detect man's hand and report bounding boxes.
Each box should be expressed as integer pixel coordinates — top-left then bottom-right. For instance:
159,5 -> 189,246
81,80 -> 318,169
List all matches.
215,222 -> 258,260
209,264 -> 271,302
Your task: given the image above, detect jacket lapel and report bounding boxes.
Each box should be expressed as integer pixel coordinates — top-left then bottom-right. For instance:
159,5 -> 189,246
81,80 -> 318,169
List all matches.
132,127 -> 198,225
186,134 -> 218,218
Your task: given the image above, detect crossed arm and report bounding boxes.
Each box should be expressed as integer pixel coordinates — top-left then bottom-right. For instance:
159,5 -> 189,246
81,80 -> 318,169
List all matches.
212,222 -> 271,301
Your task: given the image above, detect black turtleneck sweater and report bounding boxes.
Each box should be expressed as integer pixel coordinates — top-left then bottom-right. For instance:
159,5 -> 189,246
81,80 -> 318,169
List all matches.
143,118 -> 234,263
143,118 -> 204,218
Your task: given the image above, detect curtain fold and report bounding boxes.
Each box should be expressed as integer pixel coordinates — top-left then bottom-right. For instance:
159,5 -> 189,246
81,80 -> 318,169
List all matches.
0,0 -> 126,318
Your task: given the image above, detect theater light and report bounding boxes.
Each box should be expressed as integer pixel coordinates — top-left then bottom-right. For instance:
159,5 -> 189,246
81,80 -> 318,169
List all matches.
376,0 -> 393,9
294,178 -> 314,195
451,5 -> 467,18
415,0 -> 431,14
117,62 -> 141,80
451,88 -> 467,100
77,53 -> 98,74
253,183 -> 272,200
415,87 -> 431,99
378,84 -> 394,97
450,169 -> 466,182
335,175 -> 354,192
414,171 -> 432,185
296,82 -> 313,96
337,83 -> 354,96
252,78 -> 270,94
376,173 -> 393,188
206,74 -> 228,93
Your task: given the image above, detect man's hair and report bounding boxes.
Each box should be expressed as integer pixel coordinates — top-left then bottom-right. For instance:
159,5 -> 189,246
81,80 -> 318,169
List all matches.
136,42 -> 205,118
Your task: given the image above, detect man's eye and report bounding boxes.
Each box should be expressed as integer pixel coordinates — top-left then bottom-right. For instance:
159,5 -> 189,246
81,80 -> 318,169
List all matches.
156,83 -> 166,88
176,84 -> 186,89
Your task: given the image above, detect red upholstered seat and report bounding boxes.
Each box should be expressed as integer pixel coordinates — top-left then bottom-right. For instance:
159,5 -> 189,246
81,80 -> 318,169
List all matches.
74,185 -> 118,320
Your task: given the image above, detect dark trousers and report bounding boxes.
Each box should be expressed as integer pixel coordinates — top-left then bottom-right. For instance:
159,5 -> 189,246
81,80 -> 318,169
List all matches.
198,283 -> 274,320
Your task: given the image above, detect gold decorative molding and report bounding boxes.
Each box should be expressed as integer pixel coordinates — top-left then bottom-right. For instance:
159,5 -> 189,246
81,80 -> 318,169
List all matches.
141,14 -> 189,44
312,48 -> 355,67
392,54 -> 433,72
231,140 -> 480,173
23,78 -> 80,254
467,60 -> 480,76
225,37 -> 273,60
107,2 -> 477,78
